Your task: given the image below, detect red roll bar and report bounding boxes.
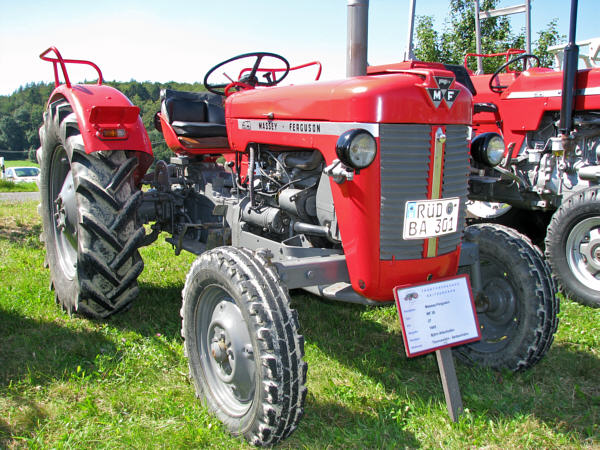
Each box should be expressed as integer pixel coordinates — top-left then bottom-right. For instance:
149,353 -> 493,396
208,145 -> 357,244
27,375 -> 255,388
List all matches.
464,49 -> 526,71
39,46 -> 103,88
238,61 -> 323,82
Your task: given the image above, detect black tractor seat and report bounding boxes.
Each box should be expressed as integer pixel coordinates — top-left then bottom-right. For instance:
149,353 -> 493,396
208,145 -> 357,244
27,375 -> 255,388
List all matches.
160,89 -> 227,138
442,64 -> 477,96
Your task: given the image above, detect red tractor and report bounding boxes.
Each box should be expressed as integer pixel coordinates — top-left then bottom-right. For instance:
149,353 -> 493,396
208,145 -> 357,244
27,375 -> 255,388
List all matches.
466,0 -> 600,307
36,41 -> 557,445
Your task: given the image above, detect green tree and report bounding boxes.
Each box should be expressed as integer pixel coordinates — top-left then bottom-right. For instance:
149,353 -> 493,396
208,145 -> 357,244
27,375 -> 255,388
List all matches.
534,19 -> 565,67
0,80 -> 207,163
414,16 -> 443,63
0,116 -> 25,150
414,0 -> 559,72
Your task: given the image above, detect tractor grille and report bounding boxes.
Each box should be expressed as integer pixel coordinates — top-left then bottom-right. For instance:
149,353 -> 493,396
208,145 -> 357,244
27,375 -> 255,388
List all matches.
379,124 -> 469,260
438,125 -> 470,254
380,124 -> 430,260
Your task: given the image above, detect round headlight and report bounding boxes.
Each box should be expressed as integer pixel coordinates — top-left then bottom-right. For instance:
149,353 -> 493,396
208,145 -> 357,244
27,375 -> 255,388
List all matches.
471,132 -> 505,167
485,135 -> 505,166
336,129 -> 377,169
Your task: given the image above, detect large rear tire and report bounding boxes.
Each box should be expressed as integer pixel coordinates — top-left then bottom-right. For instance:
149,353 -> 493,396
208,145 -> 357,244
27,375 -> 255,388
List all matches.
181,247 -> 307,446
546,186 -> 600,307
455,224 -> 558,371
39,99 -> 145,318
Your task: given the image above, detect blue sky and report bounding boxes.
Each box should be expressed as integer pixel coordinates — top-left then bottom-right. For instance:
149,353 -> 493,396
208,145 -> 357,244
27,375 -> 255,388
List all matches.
0,0 -> 596,95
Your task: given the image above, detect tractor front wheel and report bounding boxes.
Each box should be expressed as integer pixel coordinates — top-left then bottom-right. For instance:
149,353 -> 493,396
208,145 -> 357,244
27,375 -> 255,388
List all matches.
546,186 -> 600,307
39,99 -> 145,318
455,224 -> 558,371
181,247 -> 307,446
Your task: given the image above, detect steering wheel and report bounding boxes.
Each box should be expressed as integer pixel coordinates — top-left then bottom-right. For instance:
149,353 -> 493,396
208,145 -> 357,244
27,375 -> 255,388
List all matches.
204,52 -> 290,96
489,53 -> 540,93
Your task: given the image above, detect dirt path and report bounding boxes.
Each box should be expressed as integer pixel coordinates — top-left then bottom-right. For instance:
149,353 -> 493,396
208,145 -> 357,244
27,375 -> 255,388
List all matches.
0,192 -> 39,202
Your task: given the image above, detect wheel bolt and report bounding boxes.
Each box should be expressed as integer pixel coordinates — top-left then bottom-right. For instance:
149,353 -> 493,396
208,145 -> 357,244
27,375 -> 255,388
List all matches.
475,293 -> 489,313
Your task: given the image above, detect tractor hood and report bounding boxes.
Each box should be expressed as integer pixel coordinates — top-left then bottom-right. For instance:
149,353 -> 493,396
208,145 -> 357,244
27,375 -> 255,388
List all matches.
225,71 -> 472,125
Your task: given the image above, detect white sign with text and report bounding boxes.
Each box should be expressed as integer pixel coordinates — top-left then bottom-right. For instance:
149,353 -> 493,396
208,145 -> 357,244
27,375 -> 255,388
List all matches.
393,275 -> 480,357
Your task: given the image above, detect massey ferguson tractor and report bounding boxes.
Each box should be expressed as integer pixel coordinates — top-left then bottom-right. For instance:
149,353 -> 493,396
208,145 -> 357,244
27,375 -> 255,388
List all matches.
36,17 -> 557,446
464,0 -> 600,307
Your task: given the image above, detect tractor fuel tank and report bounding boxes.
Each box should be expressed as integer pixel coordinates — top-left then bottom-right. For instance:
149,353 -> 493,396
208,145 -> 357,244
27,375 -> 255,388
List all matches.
225,71 -> 472,135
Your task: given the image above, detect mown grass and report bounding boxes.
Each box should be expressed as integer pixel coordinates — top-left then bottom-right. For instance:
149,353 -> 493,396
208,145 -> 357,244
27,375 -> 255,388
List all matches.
1,201 -> 598,448
3,160 -> 39,168
0,179 -> 38,193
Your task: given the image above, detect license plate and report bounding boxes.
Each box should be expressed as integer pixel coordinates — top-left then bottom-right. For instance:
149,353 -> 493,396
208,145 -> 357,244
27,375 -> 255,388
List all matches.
403,197 -> 460,240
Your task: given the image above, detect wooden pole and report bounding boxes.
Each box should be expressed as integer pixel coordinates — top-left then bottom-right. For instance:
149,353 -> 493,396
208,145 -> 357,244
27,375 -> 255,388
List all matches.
435,348 -> 464,422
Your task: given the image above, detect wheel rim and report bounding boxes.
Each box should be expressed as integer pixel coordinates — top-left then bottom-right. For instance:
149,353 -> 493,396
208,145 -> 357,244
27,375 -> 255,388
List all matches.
472,256 -> 519,353
466,201 -> 512,220
195,285 -> 256,417
566,217 -> 600,290
50,145 -> 78,279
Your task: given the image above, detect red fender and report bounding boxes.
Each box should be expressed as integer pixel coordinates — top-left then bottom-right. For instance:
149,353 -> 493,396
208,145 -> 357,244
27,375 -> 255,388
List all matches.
47,84 -> 154,180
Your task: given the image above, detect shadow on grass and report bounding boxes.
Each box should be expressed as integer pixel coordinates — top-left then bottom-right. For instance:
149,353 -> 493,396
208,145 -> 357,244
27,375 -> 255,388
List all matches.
291,399 -> 420,448
0,394 -> 47,447
291,291 -> 599,442
108,283 -> 185,339
0,308 -> 118,445
31,277 -> 596,444
0,221 -> 43,249
292,290 -> 442,392
0,309 -> 118,388
0,418 -> 12,446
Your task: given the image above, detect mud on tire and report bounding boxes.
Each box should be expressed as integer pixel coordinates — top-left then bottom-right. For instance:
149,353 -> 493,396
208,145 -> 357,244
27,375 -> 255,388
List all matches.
181,247 -> 307,446
39,99 -> 145,318
455,223 -> 558,371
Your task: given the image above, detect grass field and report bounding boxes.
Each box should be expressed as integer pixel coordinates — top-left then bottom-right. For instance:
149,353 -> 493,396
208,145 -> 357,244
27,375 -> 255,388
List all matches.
3,160 -> 39,168
0,180 -> 38,193
0,201 -> 598,448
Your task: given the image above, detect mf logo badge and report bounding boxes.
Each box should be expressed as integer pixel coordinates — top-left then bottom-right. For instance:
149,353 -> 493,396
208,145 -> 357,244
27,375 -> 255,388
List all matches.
426,76 -> 460,109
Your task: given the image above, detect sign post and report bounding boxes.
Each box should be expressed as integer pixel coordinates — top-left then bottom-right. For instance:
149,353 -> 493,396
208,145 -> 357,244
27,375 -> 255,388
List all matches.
435,348 -> 463,422
394,274 -> 480,422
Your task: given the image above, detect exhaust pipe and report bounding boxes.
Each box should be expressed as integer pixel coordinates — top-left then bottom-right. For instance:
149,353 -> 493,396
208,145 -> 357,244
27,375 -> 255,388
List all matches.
346,0 -> 369,77
559,0 -> 579,134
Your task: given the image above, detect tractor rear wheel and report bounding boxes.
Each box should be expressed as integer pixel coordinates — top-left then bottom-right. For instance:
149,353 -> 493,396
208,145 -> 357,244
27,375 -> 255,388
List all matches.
181,247 -> 307,446
39,99 -> 145,318
546,186 -> 600,307
455,224 -> 558,371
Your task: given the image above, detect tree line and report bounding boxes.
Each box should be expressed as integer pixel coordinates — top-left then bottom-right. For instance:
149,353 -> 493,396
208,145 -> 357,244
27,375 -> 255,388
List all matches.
413,0 -> 564,72
0,80 -> 206,163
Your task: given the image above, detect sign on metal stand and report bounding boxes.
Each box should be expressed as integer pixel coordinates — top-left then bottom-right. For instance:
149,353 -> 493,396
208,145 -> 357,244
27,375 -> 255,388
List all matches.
394,274 -> 480,422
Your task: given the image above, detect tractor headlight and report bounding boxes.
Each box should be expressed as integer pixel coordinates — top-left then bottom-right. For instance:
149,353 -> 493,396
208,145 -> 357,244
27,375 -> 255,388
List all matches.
471,132 -> 505,167
336,129 -> 377,169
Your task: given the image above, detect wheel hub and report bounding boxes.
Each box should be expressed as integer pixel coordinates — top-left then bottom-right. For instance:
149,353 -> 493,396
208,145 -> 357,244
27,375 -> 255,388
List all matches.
567,218 -> 600,288
50,149 -> 78,279
206,299 -> 255,404
481,278 -> 516,324
471,260 -> 519,352
55,170 -> 78,236
579,227 -> 600,272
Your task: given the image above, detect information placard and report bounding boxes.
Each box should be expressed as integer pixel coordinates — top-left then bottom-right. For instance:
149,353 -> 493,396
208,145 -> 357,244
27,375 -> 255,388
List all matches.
393,274 -> 480,357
